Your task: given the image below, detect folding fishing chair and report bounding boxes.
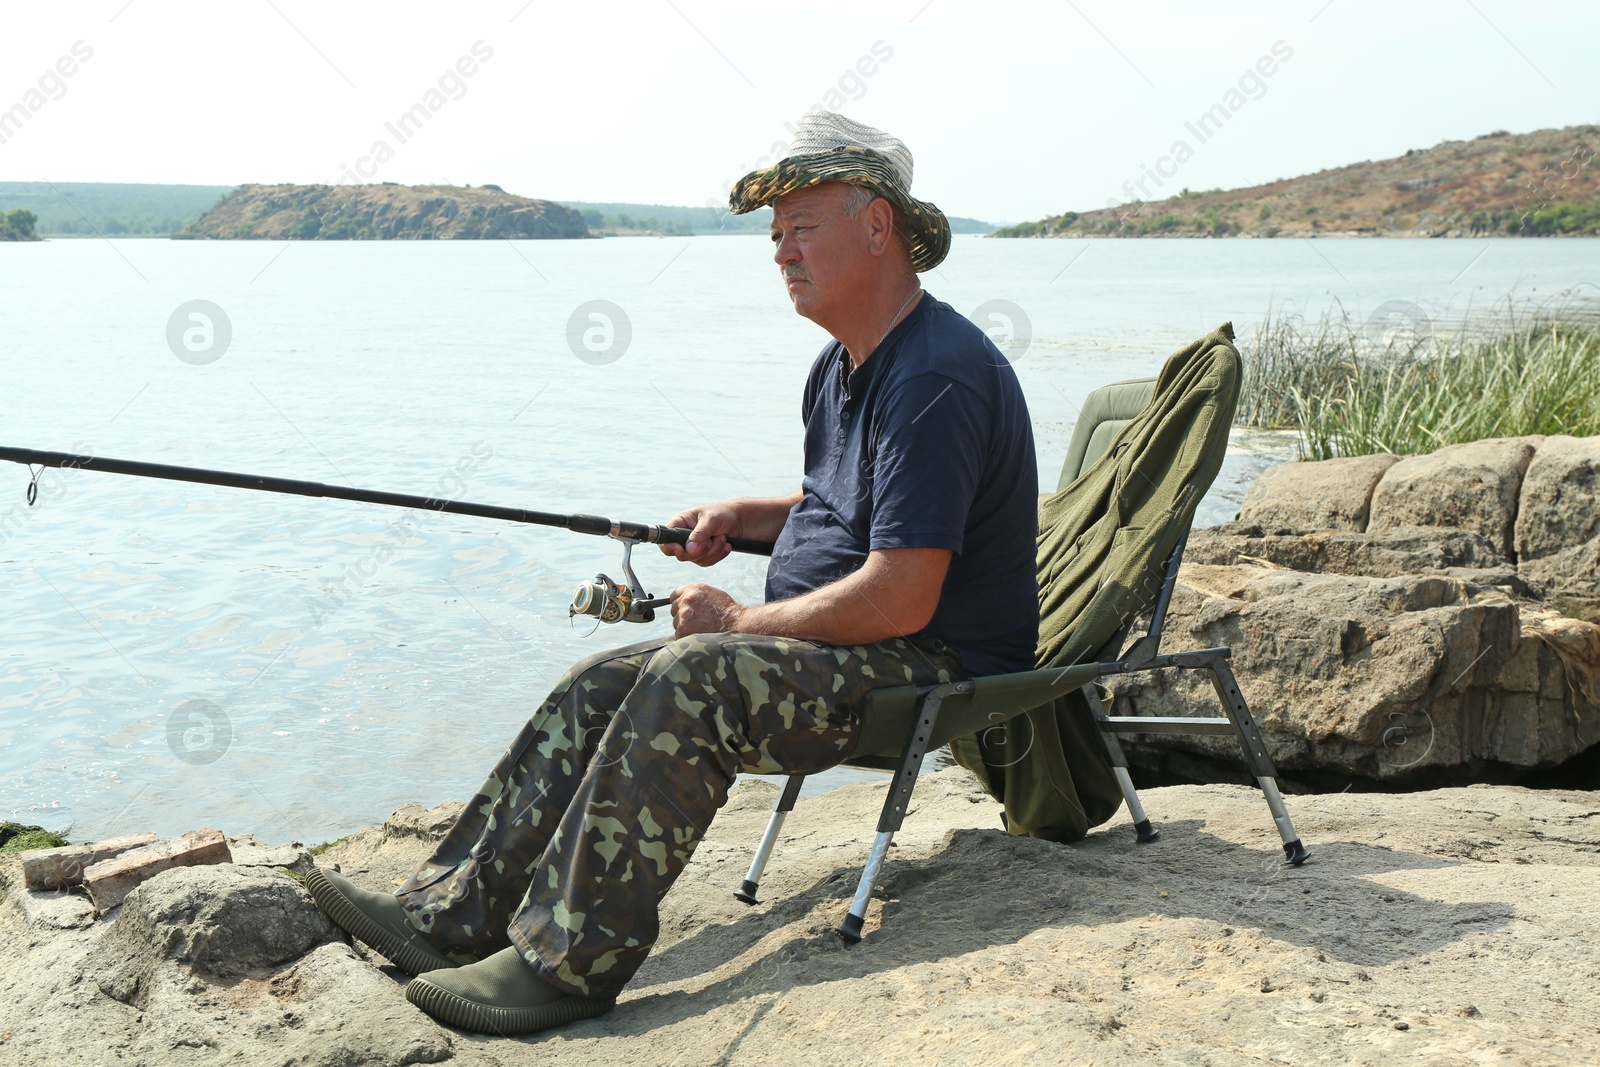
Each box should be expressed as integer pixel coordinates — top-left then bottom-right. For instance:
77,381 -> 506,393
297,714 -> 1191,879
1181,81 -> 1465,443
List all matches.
733,324 -> 1309,943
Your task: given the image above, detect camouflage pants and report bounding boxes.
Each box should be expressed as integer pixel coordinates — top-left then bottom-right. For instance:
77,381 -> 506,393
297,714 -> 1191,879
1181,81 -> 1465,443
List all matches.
393,631 -> 965,998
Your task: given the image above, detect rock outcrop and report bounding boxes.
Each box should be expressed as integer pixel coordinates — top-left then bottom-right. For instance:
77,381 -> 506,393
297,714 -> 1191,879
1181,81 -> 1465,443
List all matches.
180,183 -> 590,240
1112,436 -> 1600,787
1108,547 -> 1600,785
88,865 -> 340,1002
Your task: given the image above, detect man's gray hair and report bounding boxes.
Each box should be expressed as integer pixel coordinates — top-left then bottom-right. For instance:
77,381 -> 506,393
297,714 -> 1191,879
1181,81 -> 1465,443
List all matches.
840,184 -> 911,262
841,184 -> 880,218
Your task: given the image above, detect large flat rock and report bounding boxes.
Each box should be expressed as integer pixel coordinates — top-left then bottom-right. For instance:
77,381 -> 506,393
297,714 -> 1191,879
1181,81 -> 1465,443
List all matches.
1369,436 -> 1542,559
1239,454 -> 1400,531
1515,434 -> 1600,617
1187,522 -> 1509,578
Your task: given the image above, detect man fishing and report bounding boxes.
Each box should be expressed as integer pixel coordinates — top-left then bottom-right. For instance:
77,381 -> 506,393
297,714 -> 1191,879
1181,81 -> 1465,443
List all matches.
304,109 -> 1040,1036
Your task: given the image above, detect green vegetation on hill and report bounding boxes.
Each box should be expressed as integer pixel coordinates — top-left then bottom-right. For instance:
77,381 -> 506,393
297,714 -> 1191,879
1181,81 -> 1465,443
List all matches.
0,182 -> 233,236
1516,201 -> 1600,235
565,202 -> 710,236
0,209 -> 39,241
940,216 -> 996,235
996,124 -> 1599,239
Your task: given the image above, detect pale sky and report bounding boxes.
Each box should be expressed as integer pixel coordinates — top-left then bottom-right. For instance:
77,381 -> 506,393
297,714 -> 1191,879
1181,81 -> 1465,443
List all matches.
1,0 -> 1594,223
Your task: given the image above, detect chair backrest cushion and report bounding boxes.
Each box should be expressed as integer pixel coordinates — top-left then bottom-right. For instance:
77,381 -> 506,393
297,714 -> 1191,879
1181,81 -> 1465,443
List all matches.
1057,375 -> 1157,491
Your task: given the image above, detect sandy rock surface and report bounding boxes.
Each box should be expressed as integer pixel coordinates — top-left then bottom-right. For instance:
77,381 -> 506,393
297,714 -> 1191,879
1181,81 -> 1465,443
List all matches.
2,770 -> 1597,1066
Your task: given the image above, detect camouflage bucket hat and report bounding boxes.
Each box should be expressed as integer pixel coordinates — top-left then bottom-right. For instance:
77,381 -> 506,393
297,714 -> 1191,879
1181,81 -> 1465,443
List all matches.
728,110 -> 952,273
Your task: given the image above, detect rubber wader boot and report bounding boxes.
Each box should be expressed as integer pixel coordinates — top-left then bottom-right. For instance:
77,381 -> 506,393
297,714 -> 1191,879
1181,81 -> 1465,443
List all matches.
303,866 -> 464,977
405,947 -> 615,1036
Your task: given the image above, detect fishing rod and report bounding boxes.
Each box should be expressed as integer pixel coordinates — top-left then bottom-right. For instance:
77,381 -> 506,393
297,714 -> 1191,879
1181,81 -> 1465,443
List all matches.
0,445 -> 773,627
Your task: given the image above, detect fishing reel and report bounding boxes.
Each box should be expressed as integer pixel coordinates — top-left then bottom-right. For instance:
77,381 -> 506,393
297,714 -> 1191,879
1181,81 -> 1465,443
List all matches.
569,537 -> 671,626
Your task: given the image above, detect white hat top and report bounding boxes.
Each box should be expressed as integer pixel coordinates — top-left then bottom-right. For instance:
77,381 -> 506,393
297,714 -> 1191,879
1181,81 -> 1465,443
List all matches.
787,109 -> 915,191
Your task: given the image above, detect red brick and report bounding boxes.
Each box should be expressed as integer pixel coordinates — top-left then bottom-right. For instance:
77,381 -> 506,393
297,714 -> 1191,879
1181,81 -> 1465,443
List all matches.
19,832 -> 159,891
83,828 -> 232,911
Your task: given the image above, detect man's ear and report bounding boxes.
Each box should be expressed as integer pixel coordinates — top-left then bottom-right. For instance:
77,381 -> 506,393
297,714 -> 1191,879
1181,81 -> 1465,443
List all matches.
866,197 -> 898,257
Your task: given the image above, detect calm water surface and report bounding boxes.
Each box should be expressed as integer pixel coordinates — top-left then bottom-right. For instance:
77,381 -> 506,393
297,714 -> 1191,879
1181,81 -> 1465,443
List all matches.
1,235 -> 1594,842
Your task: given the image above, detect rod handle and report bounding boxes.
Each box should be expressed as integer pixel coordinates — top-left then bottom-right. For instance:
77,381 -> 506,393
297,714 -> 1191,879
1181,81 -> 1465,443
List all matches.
651,525 -> 774,558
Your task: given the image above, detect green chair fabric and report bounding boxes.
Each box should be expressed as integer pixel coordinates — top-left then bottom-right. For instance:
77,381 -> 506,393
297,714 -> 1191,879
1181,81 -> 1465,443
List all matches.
1058,374 -> 1158,489
849,323 -> 1243,843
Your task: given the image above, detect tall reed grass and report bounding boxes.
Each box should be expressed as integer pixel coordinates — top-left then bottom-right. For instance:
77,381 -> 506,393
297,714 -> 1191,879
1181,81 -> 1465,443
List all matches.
1239,298 -> 1600,459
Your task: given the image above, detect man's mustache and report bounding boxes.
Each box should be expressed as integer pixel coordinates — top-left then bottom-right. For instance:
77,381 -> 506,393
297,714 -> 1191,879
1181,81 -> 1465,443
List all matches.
783,268 -> 812,283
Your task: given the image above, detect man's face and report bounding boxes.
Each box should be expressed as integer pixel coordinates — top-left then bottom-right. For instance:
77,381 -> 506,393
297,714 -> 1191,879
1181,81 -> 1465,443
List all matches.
769,183 -> 878,323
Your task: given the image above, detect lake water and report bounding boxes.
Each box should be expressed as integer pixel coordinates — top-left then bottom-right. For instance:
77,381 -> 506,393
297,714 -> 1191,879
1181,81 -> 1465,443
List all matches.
1,234 -> 1595,845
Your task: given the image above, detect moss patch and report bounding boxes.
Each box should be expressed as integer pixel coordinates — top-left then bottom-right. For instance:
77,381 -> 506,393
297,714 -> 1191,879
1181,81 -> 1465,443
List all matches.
307,835 -> 352,858
0,823 -> 70,853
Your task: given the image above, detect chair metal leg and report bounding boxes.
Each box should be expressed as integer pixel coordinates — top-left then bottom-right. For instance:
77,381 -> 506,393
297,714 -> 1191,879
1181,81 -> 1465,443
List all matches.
1083,683 -> 1159,843
838,680 -> 972,944
1205,661 -> 1309,866
734,774 -> 805,905
1256,775 -> 1307,865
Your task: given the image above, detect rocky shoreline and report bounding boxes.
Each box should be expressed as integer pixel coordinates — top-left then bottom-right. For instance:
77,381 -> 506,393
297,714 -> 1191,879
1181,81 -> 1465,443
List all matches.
3,773 -> 1597,1065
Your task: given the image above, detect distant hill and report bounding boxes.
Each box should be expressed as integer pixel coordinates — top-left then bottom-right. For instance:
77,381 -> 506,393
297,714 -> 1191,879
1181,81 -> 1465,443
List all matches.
996,124 -> 1599,238
561,201 -> 996,236
0,182 -> 232,236
180,184 -> 588,240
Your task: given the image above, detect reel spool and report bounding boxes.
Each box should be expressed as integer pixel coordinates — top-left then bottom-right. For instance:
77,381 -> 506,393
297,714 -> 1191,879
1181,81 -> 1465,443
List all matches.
570,573 -> 655,625
568,537 -> 669,626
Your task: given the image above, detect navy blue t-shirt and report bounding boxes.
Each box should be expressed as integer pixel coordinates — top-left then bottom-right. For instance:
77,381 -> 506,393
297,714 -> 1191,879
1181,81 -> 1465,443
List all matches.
764,293 -> 1039,677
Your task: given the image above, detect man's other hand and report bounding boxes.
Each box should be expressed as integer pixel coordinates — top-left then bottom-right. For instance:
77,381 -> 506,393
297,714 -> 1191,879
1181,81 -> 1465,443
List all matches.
659,503 -> 741,567
670,583 -> 743,638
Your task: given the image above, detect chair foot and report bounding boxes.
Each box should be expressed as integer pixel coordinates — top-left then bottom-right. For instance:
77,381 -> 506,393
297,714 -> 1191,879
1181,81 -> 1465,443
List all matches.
837,912 -> 865,944
1133,818 -> 1160,844
731,774 -> 805,907
1282,839 -> 1309,866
